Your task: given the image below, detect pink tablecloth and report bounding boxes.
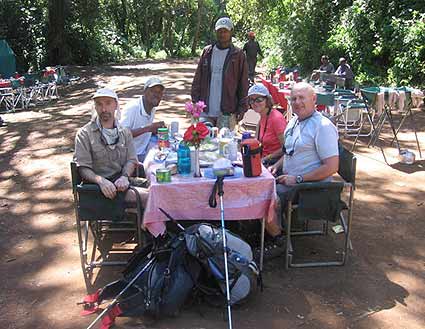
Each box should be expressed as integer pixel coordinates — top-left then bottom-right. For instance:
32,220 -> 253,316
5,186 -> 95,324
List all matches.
143,165 -> 277,237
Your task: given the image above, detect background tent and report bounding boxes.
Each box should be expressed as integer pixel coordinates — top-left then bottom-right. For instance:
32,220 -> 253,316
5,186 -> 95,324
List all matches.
0,40 -> 16,78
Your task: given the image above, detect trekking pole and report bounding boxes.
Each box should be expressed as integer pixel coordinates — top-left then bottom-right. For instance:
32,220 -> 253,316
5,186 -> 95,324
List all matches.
158,207 -> 186,232
86,256 -> 155,329
216,176 -> 233,329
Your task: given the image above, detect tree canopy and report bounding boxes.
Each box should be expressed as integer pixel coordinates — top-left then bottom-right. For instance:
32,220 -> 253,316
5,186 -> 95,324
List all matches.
0,0 -> 424,86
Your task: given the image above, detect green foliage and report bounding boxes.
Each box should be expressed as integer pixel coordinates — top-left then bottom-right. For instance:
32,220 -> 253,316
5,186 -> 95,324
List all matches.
0,0 -> 424,87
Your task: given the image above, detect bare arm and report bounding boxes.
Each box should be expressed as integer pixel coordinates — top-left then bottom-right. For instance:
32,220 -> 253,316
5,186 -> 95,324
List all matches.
268,154 -> 284,176
79,167 -> 118,199
263,132 -> 284,162
302,155 -> 339,182
130,121 -> 165,137
276,155 -> 339,185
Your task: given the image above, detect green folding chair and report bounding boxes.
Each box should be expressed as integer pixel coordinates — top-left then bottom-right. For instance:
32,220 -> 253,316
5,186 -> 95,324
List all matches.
71,162 -> 146,292
284,145 -> 356,268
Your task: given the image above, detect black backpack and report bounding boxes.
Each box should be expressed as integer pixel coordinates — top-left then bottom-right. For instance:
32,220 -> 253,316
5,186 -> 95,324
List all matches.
96,233 -> 201,318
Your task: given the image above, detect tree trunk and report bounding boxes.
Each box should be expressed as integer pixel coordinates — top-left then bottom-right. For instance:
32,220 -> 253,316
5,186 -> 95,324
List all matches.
47,0 -> 69,65
191,0 -> 203,56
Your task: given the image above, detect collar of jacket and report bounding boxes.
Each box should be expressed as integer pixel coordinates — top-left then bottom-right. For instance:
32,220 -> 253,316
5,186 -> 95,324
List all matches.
206,43 -> 237,56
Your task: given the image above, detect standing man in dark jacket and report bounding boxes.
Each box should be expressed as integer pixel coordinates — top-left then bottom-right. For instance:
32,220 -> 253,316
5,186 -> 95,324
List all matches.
243,31 -> 263,82
191,17 -> 249,129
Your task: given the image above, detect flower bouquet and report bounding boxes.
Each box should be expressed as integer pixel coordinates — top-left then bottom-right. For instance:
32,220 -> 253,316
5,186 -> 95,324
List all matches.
184,101 -> 208,177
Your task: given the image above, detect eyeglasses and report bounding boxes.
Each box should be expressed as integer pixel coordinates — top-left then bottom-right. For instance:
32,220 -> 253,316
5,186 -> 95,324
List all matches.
248,96 -> 266,105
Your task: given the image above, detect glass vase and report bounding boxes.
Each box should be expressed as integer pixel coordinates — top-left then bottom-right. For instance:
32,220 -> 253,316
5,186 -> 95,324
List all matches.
193,147 -> 202,177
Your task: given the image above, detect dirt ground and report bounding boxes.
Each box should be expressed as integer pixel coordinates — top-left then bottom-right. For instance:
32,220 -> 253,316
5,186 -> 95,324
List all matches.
1,59 -> 425,329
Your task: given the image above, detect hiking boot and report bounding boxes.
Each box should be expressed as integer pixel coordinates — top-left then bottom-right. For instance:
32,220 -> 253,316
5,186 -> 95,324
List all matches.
254,234 -> 286,261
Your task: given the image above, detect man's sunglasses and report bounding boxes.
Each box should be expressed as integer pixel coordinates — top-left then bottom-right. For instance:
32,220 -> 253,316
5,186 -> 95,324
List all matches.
248,96 -> 266,105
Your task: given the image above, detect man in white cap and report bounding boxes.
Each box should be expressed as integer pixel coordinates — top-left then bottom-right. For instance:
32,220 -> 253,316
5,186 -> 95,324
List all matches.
74,88 -> 148,204
120,77 -> 166,161
191,17 -> 248,129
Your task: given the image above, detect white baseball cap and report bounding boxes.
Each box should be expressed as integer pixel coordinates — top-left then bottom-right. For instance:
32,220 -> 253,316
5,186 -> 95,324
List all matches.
92,88 -> 118,101
248,84 -> 270,97
144,77 -> 165,91
215,17 -> 233,31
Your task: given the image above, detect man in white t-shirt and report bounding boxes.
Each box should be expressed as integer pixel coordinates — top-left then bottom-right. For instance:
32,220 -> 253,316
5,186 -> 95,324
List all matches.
120,77 -> 166,161
265,82 -> 339,255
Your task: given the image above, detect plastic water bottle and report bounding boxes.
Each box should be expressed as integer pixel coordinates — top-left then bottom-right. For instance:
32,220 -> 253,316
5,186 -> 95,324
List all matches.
177,142 -> 191,175
227,139 -> 238,161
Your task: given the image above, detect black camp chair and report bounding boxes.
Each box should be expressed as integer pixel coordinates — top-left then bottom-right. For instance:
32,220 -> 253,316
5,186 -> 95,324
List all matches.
71,162 -> 146,291
284,145 -> 356,268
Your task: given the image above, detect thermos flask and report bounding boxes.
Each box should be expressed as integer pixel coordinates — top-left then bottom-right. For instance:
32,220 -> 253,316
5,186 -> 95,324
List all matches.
241,138 -> 262,177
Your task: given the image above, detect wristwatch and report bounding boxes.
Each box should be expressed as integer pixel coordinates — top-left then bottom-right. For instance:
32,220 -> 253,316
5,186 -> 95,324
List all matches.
295,175 -> 304,184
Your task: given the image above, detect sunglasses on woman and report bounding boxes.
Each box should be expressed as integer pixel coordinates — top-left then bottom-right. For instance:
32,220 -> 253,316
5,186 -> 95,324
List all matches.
248,96 -> 266,105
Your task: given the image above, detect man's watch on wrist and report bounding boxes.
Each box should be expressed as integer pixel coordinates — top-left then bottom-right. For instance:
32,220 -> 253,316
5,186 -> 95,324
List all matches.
295,175 -> 304,184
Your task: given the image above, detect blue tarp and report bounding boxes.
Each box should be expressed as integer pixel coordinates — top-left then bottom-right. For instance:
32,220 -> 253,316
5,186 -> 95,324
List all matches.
0,40 -> 16,78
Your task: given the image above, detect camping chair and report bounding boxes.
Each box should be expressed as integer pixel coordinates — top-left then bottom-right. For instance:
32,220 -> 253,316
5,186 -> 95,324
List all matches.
238,109 -> 260,135
389,87 -> 422,158
71,162 -> 146,291
337,99 -> 373,146
11,79 -> 26,110
0,87 -> 15,112
23,73 -> 44,107
284,145 -> 356,269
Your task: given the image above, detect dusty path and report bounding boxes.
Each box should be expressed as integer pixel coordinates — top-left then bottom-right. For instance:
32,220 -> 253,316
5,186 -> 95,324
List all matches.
1,59 -> 424,329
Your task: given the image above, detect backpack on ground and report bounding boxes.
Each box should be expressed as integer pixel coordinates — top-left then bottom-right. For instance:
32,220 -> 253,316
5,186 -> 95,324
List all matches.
184,223 -> 259,305
94,233 -> 201,318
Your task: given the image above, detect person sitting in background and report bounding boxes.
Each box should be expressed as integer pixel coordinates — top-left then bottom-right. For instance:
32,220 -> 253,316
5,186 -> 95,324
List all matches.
310,55 -> 335,81
319,55 -> 335,73
335,57 -> 355,89
120,77 -> 166,162
248,84 -> 287,167
74,88 -> 149,207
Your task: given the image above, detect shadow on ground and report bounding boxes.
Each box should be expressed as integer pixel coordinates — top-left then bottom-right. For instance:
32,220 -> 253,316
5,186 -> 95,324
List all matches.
0,59 -> 424,329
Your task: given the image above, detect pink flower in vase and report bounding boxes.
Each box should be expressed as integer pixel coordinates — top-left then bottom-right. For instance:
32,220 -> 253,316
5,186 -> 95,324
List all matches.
185,100 -> 206,119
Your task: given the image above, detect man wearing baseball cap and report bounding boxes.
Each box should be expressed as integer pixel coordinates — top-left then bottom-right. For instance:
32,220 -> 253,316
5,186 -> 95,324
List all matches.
73,88 -> 149,205
120,77 -> 166,161
243,31 -> 263,82
191,17 -> 248,129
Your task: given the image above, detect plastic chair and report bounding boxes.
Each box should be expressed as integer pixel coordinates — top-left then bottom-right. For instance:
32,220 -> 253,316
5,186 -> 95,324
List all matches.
284,145 -> 356,268
71,162 -> 146,291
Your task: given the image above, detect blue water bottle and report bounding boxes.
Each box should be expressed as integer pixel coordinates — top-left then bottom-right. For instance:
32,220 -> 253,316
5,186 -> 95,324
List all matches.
177,142 -> 191,175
